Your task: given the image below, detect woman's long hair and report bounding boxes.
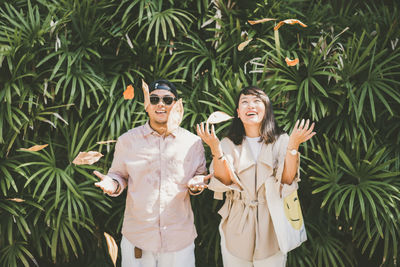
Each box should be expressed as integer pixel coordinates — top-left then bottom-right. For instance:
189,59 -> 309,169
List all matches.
227,86 -> 282,145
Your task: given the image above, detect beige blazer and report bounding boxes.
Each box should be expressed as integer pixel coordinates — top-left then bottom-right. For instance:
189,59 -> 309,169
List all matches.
208,134 -> 300,261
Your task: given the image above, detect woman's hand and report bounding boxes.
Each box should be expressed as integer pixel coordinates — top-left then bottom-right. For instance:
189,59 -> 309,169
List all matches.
196,122 -> 222,156
282,119 -> 316,184
288,119 -> 316,149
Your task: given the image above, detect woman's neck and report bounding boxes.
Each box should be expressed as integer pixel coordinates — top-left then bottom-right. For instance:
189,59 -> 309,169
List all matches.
244,124 -> 260,138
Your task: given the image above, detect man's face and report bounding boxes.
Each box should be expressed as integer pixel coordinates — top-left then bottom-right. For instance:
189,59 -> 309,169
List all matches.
147,89 -> 176,125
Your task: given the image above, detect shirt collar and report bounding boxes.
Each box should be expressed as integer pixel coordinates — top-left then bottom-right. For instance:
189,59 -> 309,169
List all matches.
143,121 -> 179,138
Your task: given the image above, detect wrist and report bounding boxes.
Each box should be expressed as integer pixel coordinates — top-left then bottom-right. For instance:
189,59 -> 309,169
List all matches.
211,146 -> 223,158
287,140 -> 299,150
112,178 -> 120,194
287,148 -> 298,156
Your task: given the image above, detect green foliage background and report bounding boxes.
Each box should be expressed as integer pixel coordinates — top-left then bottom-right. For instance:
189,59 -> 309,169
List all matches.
0,0 -> 399,266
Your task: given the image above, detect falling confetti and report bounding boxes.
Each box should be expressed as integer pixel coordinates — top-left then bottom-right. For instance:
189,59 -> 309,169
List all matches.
285,57 -> 299,66
7,198 -> 25,202
20,144 -> 48,152
274,19 -> 307,31
96,140 -> 117,145
238,38 -> 253,51
142,79 -> 150,110
248,18 -> 276,25
104,232 -> 118,267
167,99 -> 183,134
169,40 -> 176,55
207,111 -> 233,124
72,151 -> 103,165
123,85 -> 134,100
125,33 -> 134,49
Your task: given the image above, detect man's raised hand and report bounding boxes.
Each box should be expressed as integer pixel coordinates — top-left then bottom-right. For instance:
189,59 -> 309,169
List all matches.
187,173 -> 212,194
94,171 -> 119,195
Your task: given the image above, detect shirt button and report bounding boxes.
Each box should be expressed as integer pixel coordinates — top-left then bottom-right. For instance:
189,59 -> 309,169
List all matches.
162,226 -> 167,230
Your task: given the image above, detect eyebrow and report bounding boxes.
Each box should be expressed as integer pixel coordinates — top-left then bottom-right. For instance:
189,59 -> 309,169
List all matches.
240,95 -> 259,100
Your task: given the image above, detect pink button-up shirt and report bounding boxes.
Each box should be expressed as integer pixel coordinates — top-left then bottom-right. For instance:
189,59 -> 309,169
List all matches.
107,122 -> 206,252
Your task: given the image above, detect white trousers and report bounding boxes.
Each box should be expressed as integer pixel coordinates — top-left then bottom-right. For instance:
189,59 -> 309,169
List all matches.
121,236 -> 195,267
219,223 -> 287,267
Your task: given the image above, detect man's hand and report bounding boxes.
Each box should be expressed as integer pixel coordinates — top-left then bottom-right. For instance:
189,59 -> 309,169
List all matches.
187,174 -> 212,194
94,171 -> 119,195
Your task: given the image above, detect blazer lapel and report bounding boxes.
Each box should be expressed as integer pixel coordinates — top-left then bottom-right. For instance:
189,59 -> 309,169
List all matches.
256,142 -> 275,191
237,139 -> 256,174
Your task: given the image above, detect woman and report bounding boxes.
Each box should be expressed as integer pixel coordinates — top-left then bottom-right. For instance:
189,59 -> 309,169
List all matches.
197,86 -> 315,267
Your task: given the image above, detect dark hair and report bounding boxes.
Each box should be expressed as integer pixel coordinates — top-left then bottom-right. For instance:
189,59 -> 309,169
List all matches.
149,79 -> 178,98
227,86 -> 282,145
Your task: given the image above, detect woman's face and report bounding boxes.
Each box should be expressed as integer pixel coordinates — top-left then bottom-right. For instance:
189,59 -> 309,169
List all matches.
237,93 -> 266,128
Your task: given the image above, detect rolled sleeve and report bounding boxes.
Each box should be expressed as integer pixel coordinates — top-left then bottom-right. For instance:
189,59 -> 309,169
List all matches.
107,137 -> 129,196
208,174 -> 242,200
194,139 -> 207,176
274,134 -> 301,194
208,139 -> 243,200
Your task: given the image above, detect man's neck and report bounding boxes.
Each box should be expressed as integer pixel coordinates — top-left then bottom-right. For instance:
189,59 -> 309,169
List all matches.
149,120 -> 167,135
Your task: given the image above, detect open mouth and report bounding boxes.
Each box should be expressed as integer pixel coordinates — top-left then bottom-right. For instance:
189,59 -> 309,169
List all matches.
246,111 -> 257,116
155,110 -> 167,114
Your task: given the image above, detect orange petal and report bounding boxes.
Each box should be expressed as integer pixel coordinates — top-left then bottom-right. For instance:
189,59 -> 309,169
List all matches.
273,21 -> 285,31
283,19 -> 307,27
104,232 -> 118,267
20,144 -> 48,152
238,38 -> 253,51
123,84 -> 134,100
72,151 -> 103,165
167,99 -> 184,134
207,111 -> 233,124
285,57 -> 299,66
169,40 -> 175,55
248,18 -> 276,25
274,19 -> 307,31
142,79 -> 150,111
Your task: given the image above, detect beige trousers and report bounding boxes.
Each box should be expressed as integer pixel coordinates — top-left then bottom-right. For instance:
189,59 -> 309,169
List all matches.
121,236 -> 195,267
219,223 -> 287,267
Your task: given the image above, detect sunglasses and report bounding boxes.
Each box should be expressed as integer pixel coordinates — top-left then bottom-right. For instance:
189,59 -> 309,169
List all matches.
149,95 -> 177,106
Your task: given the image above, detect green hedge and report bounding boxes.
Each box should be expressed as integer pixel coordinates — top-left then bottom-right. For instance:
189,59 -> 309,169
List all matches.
0,0 -> 399,266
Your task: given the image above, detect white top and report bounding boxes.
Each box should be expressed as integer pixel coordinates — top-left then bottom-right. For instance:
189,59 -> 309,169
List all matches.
246,136 -> 262,160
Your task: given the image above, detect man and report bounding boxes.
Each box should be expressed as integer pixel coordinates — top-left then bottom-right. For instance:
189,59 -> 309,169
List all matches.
94,79 -> 209,267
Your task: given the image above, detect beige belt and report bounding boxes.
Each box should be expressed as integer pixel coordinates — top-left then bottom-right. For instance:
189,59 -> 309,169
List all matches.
228,196 -> 266,251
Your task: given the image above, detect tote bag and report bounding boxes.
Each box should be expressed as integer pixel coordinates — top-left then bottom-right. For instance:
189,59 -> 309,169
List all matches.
265,179 -> 307,253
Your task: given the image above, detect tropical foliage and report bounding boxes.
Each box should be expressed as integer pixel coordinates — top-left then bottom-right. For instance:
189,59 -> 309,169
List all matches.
0,0 -> 399,266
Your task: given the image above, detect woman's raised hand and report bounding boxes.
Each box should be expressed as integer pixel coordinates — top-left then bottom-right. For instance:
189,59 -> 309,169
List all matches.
196,122 -> 221,154
289,119 -> 316,148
